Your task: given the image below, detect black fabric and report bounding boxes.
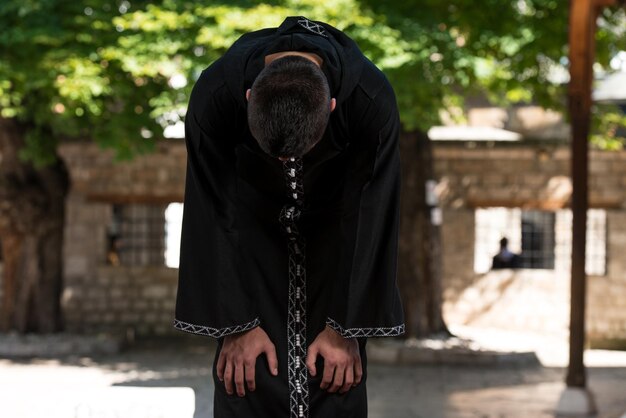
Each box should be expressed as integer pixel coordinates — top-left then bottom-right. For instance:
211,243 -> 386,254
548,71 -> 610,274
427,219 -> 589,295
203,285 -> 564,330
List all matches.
174,16 -> 404,418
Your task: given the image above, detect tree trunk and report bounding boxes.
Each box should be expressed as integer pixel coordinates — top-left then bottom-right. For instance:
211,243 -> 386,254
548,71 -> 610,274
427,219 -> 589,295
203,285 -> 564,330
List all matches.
397,130 -> 449,338
0,117 -> 69,333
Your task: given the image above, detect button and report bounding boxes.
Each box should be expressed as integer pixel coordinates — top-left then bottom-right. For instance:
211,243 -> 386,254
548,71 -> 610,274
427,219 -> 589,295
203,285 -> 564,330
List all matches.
291,182 -> 297,189
292,193 -> 298,200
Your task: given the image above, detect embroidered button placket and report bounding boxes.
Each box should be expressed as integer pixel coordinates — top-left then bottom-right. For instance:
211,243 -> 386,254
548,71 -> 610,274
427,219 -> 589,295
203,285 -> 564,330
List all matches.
279,157 -> 309,418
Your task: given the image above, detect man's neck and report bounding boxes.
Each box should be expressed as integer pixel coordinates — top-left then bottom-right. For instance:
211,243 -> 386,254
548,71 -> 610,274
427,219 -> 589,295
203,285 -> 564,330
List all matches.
264,51 -> 323,67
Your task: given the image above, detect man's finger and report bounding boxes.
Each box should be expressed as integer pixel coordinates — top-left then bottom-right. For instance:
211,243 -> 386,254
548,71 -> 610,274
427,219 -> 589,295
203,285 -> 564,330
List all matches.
340,363 -> 354,394
320,362 -> 335,390
224,360 -> 234,395
235,362 -> 245,397
305,345 -> 318,377
245,360 -> 256,392
328,363 -> 344,393
264,342 -> 279,376
354,354 -> 363,386
216,350 -> 226,382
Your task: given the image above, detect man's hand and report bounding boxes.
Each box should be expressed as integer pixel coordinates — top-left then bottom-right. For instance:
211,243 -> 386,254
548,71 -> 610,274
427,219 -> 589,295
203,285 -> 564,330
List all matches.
306,325 -> 363,394
216,326 -> 278,397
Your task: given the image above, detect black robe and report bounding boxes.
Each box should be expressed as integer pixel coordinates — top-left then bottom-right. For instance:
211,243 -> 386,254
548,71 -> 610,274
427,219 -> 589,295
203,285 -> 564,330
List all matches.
174,16 -> 405,418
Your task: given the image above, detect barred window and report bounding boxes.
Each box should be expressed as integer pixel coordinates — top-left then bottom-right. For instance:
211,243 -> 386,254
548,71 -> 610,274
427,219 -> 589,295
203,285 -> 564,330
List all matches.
106,203 -> 183,267
106,204 -> 166,266
521,211 -> 555,269
475,208 -> 606,275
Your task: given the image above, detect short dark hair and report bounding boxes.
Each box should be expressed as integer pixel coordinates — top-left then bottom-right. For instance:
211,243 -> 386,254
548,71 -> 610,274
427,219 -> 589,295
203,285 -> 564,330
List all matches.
247,55 -> 331,158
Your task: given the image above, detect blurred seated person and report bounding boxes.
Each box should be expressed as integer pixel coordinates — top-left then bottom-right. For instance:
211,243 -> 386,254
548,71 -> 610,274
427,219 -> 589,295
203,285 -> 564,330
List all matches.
491,237 -> 522,269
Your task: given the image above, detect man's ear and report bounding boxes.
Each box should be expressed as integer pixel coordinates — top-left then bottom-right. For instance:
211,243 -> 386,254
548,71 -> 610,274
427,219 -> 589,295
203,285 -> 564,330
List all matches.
246,89 -> 251,101
330,98 -> 336,112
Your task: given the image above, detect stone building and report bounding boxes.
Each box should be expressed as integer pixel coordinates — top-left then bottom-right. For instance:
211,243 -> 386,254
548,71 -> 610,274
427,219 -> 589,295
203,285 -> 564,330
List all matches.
58,141 -> 187,337
435,105 -> 626,347
20,104 -> 625,347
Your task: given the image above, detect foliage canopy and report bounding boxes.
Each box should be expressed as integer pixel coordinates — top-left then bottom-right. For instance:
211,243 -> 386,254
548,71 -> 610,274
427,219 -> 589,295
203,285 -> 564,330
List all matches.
1,0 -> 625,165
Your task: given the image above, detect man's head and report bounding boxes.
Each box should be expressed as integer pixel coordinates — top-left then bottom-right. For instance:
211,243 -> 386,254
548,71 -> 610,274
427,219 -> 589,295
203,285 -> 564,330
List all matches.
247,55 -> 334,159
499,237 -> 509,249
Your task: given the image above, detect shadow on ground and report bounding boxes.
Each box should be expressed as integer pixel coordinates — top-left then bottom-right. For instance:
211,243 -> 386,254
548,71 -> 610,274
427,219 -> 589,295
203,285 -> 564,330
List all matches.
3,336 -> 626,418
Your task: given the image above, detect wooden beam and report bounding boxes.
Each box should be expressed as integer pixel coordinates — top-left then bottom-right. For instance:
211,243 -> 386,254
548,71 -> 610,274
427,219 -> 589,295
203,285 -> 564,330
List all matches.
567,0 -> 606,390
466,197 -> 621,210
86,193 -> 184,205
562,0 -> 625,392
559,0 -> 623,411
593,0 -> 617,6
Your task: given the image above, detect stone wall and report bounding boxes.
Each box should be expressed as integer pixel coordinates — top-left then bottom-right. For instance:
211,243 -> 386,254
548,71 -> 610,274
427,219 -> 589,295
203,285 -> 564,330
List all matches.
591,210 -> 626,344
62,265 -> 178,336
439,208 -> 476,304
61,140 -> 186,202
433,143 -> 626,209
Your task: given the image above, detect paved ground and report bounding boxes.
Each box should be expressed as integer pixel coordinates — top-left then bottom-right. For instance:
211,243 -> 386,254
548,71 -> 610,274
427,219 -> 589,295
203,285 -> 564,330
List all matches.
1,327 -> 626,418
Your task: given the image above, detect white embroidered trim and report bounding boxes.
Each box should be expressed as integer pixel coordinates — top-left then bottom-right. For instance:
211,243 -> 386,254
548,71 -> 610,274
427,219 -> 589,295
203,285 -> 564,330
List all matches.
280,157 -> 309,418
326,317 -> 405,338
173,318 -> 260,338
297,18 -> 328,38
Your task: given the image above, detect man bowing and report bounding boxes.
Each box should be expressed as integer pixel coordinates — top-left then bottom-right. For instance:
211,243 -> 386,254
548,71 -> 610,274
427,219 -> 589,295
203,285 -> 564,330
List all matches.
174,16 -> 405,418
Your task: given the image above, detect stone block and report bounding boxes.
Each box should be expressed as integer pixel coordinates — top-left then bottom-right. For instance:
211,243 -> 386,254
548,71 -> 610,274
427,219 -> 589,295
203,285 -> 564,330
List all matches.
120,313 -> 140,323
161,298 -> 176,311
553,148 -> 570,160
159,312 -> 174,323
481,175 -> 506,186
109,287 -> 124,299
111,299 -> 130,310
142,285 -> 169,299
508,149 -> 536,160
524,174 -> 547,187
85,287 -> 106,300
65,256 -> 89,277
136,324 -> 152,335
154,325 -> 169,335
611,160 -> 626,173
134,300 -> 150,311
143,313 -> 158,324
460,175 -> 479,187
61,287 -> 83,309
102,313 -> 116,323
590,160 -> 610,174
92,299 -> 109,311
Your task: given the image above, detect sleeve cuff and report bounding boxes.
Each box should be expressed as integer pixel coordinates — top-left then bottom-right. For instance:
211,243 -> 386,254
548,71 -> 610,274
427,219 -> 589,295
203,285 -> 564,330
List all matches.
173,317 -> 260,339
326,317 -> 405,338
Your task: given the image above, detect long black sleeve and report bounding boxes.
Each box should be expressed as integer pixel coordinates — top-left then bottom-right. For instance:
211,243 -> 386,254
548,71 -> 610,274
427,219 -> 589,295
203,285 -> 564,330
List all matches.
174,67 -> 259,338
326,74 -> 405,338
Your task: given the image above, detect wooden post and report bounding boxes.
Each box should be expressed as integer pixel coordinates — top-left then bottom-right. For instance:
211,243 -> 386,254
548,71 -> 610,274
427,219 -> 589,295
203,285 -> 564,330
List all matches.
567,0 -> 595,389
557,0 -> 618,413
